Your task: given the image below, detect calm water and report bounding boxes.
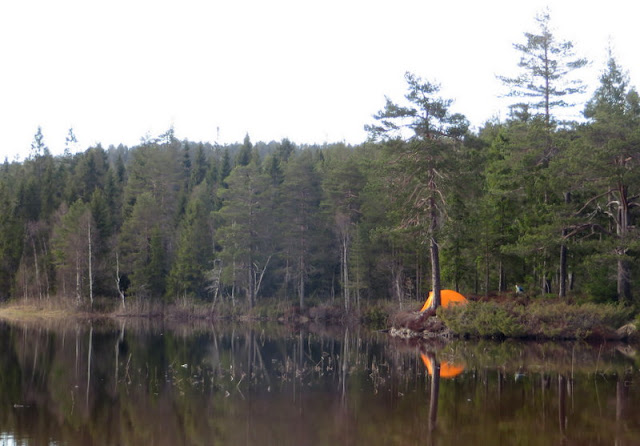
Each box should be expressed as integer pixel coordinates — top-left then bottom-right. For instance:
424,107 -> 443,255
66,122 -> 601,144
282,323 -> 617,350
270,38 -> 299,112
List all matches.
0,320 -> 639,445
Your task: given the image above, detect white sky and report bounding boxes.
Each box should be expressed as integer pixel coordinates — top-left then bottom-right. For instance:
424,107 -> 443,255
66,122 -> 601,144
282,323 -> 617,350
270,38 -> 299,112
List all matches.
0,0 -> 638,160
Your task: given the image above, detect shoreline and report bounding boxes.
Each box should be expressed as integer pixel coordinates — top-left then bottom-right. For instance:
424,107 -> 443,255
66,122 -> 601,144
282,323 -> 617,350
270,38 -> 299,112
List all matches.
1,297 -> 637,342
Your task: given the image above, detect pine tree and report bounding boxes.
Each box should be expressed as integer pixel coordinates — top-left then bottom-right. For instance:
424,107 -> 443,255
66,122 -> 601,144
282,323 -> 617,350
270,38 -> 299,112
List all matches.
366,72 -> 469,310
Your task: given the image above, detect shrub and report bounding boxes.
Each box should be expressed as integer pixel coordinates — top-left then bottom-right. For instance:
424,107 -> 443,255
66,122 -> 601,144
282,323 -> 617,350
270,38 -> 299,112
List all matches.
438,302 -> 525,338
363,306 -> 388,330
580,264 -> 618,303
439,300 -> 632,340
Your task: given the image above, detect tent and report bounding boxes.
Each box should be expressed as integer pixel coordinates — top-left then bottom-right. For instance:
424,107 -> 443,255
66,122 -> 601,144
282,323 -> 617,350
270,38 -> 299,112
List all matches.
419,289 -> 468,312
420,353 -> 465,379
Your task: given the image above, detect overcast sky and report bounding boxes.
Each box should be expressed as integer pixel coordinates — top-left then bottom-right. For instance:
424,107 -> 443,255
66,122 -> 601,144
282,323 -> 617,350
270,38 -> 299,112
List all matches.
1,0 -> 638,160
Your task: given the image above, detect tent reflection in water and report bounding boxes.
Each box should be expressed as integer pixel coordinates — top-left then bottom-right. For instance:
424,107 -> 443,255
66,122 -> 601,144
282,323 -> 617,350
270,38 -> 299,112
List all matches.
420,353 -> 465,378
419,289 -> 468,312
420,351 -> 465,434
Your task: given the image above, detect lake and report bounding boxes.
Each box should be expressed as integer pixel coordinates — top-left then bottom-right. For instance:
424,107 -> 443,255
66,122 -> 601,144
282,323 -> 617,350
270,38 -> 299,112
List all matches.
0,319 -> 638,445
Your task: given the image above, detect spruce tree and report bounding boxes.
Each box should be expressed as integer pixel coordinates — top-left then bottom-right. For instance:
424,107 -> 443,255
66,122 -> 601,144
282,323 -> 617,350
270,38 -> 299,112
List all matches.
566,53 -> 640,301
499,10 -> 587,296
499,10 -> 588,139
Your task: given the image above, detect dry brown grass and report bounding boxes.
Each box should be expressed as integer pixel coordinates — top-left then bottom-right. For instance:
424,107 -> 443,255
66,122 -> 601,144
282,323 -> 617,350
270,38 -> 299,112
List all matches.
0,297 -> 98,325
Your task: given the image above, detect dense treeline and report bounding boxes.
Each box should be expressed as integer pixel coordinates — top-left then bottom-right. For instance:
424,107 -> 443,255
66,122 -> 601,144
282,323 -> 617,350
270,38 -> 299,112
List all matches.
1,14 -> 639,309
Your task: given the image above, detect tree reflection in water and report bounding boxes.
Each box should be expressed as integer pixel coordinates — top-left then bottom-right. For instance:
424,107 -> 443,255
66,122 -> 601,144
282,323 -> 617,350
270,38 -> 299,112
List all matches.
0,321 -> 638,445
420,349 -> 465,444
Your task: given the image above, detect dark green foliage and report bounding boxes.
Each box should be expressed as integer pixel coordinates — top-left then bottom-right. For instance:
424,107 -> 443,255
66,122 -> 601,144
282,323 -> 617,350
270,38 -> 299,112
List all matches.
2,119 -> 639,307
69,145 -> 110,202
147,226 -> 167,298
119,192 -> 165,299
235,134 -> 252,167
362,305 -> 389,329
580,262 -> 618,303
557,53 -> 640,302
168,183 -> 214,299
277,138 -> 295,163
278,151 -> 326,308
0,183 -> 23,298
219,149 -> 232,184
190,144 -> 208,189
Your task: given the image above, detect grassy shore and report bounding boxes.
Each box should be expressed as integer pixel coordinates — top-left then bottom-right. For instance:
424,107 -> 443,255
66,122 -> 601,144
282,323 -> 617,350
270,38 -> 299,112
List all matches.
0,296 -> 386,329
0,301 -> 80,322
390,295 -> 639,341
1,295 -> 637,342
0,299 -> 101,330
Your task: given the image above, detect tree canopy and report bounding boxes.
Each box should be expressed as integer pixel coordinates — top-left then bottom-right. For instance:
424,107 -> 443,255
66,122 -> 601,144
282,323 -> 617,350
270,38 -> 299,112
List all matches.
1,12 -> 639,309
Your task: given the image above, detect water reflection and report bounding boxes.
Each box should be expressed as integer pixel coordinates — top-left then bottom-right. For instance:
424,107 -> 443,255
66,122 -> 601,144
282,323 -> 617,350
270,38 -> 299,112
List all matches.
420,353 -> 465,379
0,320 -> 638,445
419,351 -> 465,439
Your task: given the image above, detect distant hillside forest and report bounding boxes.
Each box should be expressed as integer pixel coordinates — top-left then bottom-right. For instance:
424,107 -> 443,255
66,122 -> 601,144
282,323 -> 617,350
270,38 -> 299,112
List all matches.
1,16 -> 640,309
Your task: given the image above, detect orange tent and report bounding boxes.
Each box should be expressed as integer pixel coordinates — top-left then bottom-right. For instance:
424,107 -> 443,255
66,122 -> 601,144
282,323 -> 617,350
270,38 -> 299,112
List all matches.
420,289 -> 468,312
420,353 -> 465,378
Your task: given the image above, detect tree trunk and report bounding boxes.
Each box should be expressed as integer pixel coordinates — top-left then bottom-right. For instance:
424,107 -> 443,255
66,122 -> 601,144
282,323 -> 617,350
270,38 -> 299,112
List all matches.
616,373 -> 628,424
428,192 -> 441,310
75,250 -> 81,303
341,232 -> 350,312
430,235 -> 441,309
86,326 -> 93,407
88,218 -> 93,307
484,250 -> 490,298
283,256 -> 290,302
559,244 -> 567,297
254,255 -> 271,301
498,258 -> 505,293
415,254 -> 421,300
32,237 -> 42,300
617,258 -> 631,302
40,238 -> 50,299
247,262 -> 255,308
428,352 -> 440,433
474,261 -> 479,295
231,258 -> 236,307
299,255 -> 305,309
616,184 -> 632,301
116,251 -> 125,309
541,260 -> 552,295
559,192 -> 570,297
390,244 -> 404,308
558,374 -> 567,436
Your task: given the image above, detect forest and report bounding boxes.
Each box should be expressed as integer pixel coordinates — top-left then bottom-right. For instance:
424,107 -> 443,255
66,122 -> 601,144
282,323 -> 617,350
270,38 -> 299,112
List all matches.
0,13 -> 639,312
